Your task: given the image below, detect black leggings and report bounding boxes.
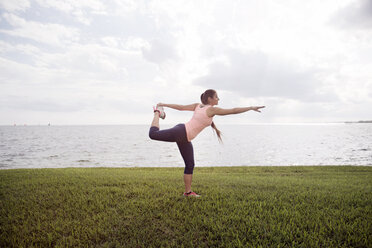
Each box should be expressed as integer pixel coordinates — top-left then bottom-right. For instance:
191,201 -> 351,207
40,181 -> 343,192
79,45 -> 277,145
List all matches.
149,124 -> 194,174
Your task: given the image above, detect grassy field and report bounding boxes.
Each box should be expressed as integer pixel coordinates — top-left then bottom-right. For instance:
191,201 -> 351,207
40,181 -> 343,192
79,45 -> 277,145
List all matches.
0,166 -> 371,247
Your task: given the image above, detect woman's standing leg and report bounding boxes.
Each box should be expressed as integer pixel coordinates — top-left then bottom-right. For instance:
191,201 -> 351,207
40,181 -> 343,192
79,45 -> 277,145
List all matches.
177,141 -> 195,193
149,121 -> 197,195
184,174 -> 193,194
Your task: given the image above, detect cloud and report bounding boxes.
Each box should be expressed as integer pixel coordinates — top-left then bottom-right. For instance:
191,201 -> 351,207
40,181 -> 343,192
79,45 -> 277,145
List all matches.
0,40 -> 40,56
1,13 -> 79,46
0,56 -> 49,84
0,0 -> 371,124
0,95 -> 85,112
330,0 -> 372,29
0,0 -> 30,12
141,38 -> 178,64
35,0 -> 105,13
110,0 -> 138,15
0,40 -> 159,88
194,49 -> 339,102
39,43 -> 158,84
101,36 -> 149,51
34,0 -> 107,25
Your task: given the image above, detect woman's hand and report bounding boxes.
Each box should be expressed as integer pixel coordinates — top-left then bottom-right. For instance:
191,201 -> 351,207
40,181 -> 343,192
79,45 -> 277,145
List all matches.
251,106 -> 265,112
157,103 -> 165,108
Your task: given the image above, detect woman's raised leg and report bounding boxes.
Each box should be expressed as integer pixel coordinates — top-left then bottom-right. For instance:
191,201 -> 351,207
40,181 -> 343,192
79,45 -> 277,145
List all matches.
151,112 -> 160,128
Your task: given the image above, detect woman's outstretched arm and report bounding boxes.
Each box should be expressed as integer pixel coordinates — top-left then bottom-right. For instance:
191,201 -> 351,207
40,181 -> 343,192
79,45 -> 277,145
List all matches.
208,106 -> 265,117
157,103 -> 199,111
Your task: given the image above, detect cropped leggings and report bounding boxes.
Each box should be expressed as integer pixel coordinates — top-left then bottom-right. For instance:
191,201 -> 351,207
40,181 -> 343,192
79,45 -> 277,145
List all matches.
149,124 -> 194,174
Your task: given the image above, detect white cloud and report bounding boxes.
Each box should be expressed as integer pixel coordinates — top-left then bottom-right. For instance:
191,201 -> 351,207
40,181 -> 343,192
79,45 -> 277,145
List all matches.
0,56 -> 49,84
35,0 -> 105,12
142,38 -> 178,64
194,49 -> 339,102
0,95 -> 84,112
43,43 -> 157,84
330,0 -> 372,29
100,36 -> 150,51
34,0 -> 107,24
110,0 -> 138,15
1,13 -> 79,46
0,40 -> 40,55
1,0 -> 371,124
101,36 -> 120,48
0,40 -> 159,87
0,0 -> 30,12
0,38 -> 163,124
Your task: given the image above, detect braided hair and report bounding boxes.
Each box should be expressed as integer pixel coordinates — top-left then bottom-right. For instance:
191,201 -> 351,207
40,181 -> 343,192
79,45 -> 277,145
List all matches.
200,89 -> 222,142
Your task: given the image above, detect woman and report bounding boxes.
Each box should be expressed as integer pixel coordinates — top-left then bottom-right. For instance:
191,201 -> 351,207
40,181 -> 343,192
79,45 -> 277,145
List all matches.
149,89 -> 265,197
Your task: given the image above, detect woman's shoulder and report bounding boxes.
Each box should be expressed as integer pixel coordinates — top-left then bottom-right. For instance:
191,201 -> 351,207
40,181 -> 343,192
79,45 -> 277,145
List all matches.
205,105 -> 215,118
199,104 -> 212,108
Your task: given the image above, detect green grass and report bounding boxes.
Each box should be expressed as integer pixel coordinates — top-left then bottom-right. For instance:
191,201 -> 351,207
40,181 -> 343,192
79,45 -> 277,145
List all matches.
0,166 -> 371,247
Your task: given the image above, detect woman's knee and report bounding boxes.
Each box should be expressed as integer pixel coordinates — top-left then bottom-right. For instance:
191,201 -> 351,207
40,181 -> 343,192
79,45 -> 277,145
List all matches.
149,126 -> 159,140
184,163 -> 194,174
184,167 -> 194,174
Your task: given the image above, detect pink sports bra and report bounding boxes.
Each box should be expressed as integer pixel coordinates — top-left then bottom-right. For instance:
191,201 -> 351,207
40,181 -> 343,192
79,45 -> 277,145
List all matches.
184,104 -> 213,142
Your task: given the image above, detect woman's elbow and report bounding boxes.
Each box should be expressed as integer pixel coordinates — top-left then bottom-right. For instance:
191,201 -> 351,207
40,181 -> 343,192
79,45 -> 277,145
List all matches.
231,108 -> 239,114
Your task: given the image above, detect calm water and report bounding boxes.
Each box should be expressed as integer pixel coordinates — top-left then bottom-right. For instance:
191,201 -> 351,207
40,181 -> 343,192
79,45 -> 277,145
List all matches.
0,124 -> 371,169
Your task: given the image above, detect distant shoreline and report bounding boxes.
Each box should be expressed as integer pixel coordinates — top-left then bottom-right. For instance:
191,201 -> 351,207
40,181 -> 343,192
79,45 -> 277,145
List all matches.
344,120 -> 372,124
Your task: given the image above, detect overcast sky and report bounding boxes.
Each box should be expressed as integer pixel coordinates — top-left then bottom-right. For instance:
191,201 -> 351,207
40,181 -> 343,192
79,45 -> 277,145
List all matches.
1,0 -> 371,125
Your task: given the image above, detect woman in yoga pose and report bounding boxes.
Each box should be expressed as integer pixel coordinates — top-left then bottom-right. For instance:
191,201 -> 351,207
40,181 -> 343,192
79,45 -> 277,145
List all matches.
149,89 -> 265,197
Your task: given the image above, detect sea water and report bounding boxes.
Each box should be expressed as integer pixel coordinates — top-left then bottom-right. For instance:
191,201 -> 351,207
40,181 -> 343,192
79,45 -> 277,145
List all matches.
0,124 -> 371,169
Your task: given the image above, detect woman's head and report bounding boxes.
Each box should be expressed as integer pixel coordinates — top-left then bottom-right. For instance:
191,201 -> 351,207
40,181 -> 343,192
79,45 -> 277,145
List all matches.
200,89 -> 219,106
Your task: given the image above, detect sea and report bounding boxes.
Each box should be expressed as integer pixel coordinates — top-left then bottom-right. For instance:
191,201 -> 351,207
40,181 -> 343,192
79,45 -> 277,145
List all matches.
0,123 -> 371,169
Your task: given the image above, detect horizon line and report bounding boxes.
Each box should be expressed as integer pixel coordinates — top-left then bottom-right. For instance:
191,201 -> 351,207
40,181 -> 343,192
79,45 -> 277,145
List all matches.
3,121 -> 371,126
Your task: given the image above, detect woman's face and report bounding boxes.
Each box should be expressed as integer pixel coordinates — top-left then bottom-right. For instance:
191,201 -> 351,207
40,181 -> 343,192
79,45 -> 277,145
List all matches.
208,93 -> 220,106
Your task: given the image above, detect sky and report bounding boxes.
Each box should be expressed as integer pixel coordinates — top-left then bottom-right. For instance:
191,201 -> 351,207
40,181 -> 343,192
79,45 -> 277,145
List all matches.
0,0 -> 371,125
